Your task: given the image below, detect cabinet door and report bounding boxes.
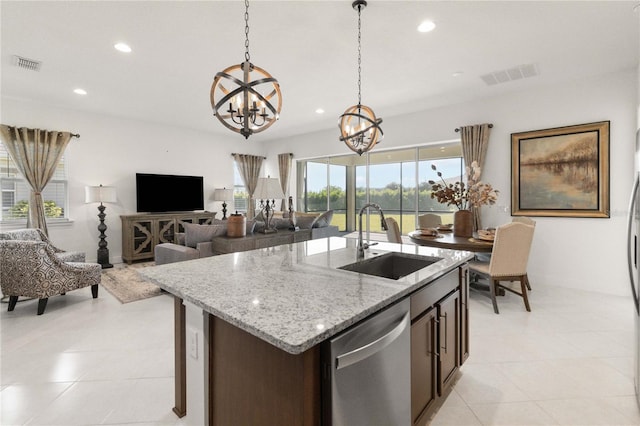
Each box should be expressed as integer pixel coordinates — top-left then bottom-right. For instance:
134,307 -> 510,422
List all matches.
132,220 -> 154,258
438,290 -> 460,394
157,219 -> 176,244
411,307 -> 438,426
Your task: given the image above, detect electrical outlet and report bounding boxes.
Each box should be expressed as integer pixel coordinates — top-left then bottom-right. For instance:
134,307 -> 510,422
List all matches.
188,328 -> 198,360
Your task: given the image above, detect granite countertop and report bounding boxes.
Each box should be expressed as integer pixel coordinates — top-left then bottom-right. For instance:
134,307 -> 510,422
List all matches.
139,237 -> 473,354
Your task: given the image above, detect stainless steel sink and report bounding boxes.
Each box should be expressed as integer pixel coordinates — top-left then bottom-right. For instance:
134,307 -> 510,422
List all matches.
338,252 -> 442,280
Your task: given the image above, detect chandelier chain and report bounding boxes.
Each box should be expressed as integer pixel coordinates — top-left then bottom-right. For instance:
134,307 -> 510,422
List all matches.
357,4 -> 362,106
244,0 -> 250,62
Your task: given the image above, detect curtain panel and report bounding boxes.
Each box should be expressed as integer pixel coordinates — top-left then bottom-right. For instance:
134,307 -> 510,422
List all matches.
0,125 -> 73,236
232,153 -> 264,219
460,123 -> 492,231
278,153 -> 293,211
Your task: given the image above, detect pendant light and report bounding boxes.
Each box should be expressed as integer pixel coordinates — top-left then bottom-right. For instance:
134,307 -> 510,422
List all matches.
210,0 -> 282,139
339,0 -> 383,156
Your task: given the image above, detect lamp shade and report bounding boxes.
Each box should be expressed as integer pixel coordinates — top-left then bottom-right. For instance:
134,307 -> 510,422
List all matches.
85,185 -> 117,204
254,177 -> 285,200
213,188 -> 234,202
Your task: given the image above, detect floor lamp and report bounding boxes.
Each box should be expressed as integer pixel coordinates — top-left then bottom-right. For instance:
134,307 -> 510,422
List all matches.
85,184 -> 117,269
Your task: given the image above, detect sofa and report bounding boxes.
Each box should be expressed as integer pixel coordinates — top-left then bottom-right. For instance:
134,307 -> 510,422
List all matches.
154,210 -> 340,265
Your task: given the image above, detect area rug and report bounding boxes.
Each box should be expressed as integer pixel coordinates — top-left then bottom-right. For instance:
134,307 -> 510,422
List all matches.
101,263 -> 163,304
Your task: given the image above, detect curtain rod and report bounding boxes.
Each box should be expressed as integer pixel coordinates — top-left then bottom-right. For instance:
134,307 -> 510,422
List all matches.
455,123 -> 493,132
231,153 -> 267,159
3,125 -> 80,138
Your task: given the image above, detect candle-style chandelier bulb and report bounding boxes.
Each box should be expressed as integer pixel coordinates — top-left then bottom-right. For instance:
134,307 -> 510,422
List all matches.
339,0 -> 383,155
211,0 -> 282,139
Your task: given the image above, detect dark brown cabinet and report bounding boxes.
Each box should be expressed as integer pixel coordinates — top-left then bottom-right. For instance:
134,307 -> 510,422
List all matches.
437,290 -> 460,394
410,266 -> 467,426
411,306 -> 438,424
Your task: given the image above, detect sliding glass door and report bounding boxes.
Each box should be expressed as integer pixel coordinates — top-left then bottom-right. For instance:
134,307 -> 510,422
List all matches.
298,143 -> 463,233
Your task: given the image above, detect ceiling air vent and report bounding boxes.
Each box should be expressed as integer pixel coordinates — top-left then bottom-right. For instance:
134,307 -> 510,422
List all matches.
13,55 -> 42,72
480,63 -> 538,86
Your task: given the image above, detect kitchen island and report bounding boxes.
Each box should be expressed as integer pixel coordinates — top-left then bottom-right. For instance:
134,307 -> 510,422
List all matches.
140,237 -> 473,425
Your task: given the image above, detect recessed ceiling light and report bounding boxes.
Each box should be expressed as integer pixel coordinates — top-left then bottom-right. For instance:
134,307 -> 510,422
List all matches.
114,42 -> 132,53
315,108 -> 325,114
73,88 -> 87,95
417,20 -> 436,33
452,71 -> 464,77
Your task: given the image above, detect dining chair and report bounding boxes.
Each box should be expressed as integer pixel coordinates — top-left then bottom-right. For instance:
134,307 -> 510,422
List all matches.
468,222 -> 535,314
418,213 -> 442,229
511,217 -> 536,289
385,217 -> 403,244
512,216 -> 536,226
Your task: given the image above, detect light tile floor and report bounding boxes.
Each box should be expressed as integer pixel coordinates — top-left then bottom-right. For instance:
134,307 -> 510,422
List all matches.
1,268 -> 640,425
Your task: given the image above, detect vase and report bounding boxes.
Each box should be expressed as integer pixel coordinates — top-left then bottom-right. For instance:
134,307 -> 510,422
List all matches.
453,209 -> 473,238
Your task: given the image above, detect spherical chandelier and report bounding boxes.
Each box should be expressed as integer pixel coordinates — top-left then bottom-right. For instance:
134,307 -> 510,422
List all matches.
339,0 -> 383,155
210,0 -> 282,139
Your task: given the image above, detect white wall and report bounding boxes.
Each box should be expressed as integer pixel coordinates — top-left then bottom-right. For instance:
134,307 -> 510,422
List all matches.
0,97 -> 266,264
264,69 -> 638,297
2,69 -> 636,296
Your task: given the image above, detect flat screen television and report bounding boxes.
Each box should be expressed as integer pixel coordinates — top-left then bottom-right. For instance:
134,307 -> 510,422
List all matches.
136,173 -> 204,213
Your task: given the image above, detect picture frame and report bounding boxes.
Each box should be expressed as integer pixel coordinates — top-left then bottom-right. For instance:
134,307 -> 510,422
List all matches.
511,121 -> 610,218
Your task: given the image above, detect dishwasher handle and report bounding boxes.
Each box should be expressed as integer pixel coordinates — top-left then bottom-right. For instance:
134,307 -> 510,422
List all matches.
335,311 -> 409,370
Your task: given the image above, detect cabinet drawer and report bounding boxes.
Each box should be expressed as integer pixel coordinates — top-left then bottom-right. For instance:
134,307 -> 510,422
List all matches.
410,269 -> 458,321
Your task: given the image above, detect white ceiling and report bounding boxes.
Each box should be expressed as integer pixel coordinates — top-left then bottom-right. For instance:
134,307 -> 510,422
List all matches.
1,1 -> 638,143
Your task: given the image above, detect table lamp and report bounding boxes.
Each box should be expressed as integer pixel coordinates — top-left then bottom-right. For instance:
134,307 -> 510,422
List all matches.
213,188 -> 234,220
85,184 -> 117,269
254,176 -> 285,233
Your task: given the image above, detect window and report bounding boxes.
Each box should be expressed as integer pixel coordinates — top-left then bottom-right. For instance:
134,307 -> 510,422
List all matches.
298,156 -> 351,231
233,161 -> 248,213
299,143 -> 463,233
0,143 -> 68,222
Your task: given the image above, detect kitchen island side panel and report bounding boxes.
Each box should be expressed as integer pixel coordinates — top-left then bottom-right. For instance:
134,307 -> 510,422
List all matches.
209,314 -> 322,426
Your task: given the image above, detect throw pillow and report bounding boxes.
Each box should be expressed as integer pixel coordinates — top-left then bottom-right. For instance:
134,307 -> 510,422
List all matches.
272,218 -> 289,229
184,223 -> 226,248
254,220 -> 266,233
313,210 -> 334,228
246,219 -> 257,234
296,214 -> 319,230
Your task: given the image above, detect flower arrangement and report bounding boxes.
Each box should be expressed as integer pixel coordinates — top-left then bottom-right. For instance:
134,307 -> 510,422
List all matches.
428,161 -> 498,210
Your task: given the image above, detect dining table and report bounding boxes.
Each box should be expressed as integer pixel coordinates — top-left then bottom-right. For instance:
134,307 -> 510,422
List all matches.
407,230 -> 494,253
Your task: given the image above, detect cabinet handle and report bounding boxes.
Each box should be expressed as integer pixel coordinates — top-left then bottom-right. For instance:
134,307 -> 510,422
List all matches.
440,312 -> 448,354
426,316 -> 439,357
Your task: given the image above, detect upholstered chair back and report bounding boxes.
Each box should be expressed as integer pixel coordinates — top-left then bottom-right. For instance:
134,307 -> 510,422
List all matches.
385,217 -> 402,244
489,222 -> 535,278
418,214 -> 442,229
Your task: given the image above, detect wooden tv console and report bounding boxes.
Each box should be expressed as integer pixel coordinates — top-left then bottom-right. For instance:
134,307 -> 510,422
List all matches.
121,212 -> 216,264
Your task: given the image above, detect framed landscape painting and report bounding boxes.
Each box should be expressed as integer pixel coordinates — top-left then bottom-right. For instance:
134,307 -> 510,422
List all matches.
511,121 -> 609,218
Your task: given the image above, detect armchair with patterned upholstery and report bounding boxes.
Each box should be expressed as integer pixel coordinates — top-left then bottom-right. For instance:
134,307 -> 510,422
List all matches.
0,232 -> 101,315
0,228 -> 85,263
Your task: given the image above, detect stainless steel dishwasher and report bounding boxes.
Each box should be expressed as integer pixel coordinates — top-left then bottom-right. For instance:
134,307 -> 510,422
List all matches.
322,298 -> 411,426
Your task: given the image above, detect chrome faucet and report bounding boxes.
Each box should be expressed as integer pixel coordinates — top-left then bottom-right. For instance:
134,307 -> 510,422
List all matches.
357,203 -> 388,260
